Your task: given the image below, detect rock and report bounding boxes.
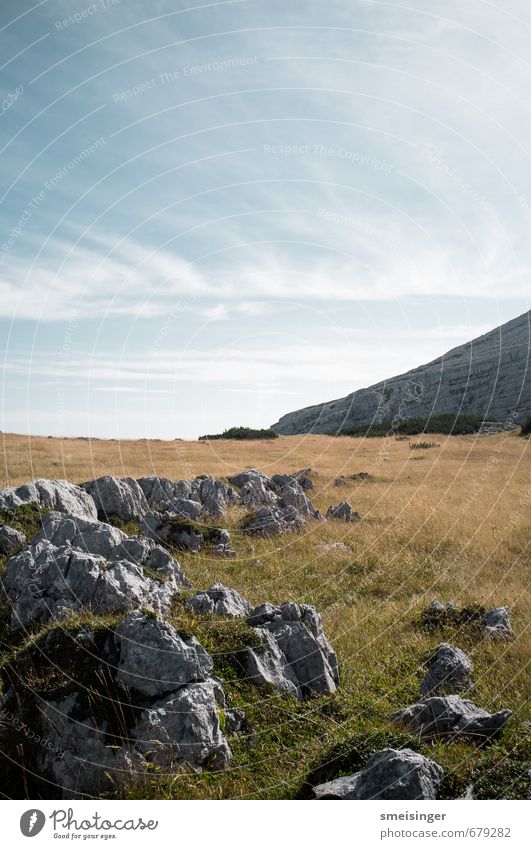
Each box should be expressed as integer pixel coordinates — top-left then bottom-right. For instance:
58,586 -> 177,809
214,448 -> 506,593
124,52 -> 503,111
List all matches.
391,695 -> 512,740
199,477 -> 239,518
420,643 -> 474,697
312,748 -> 444,800
114,611 -> 213,697
82,476 -> 149,521
188,584 -> 251,618
245,602 -> 339,698
133,679 -> 231,770
0,479 -> 97,519
141,511 -> 204,552
243,505 -> 305,537
351,472 -> 372,480
334,477 -> 347,487
137,476 -> 200,510
271,475 -> 320,519
326,501 -> 360,521
228,469 -> 278,508
271,311 -> 531,434
484,607 -> 512,639
0,524 -> 26,555
245,628 -> 301,698
35,691 -> 142,798
212,542 -> 237,558
314,542 -> 351,553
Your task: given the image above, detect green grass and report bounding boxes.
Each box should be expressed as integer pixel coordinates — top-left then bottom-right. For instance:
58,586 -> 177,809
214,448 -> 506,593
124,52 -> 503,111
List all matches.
0,502 -> 46,540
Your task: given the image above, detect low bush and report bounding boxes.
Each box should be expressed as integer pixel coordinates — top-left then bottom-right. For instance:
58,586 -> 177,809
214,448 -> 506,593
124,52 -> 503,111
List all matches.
198,426 -> 279,441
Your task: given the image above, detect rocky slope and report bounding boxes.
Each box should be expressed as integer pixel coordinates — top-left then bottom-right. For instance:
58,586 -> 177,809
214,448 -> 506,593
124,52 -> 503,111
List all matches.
272,311 -> 531,434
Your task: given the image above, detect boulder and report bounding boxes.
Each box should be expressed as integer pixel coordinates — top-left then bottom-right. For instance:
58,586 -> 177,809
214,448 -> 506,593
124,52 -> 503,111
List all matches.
35,691 -> 142,798
245,602 -> 339,698
334,477 -> 347,487
245,628 -> 301,698
326,502 -> 360,521
212,542 -> 237,558
420,643 -> 474,697
114,611 -> 213,697
188,584 -> 251,618
228,469 -> 278,507
484,607 -> 512,639
271,475 -> 320,519
82,476 -> 149,521
198,476 -> 239,518
0,479 -> 96,519
243,505 -> 305,537
133,679 -> 231,770
0,524 -> 26,555
391,695 -> 512,740
312,748 -> 444,800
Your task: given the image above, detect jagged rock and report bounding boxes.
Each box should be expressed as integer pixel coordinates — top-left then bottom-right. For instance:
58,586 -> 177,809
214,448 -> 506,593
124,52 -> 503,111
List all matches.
35,691 -> 142,798
243,505 -> 305,537
391,695 -> 512,740
167,498 -> 203,520
82,476 -> 149,521
198,476 -> 239,517
114,611 -> 212,697
312,748 -> 444,800
0,524 -> 26,555
245,602 -> 339,698
334,477 -> 347,487
420,643 -> 474,697
35,511 -> 189,587
272,311 -> 531,434
4,522 -> 185,630
137,476 -> 200,510
271,475 -> 320,519
351,472 -> 372,480
484,607 -> 512,639
0,479 -> 96,519
138,475 -> 238,518
326,501 -> 360,521
245,628 -> 301,698
133,679 -> 231,769
188,584 -> 251,618
141,511 -> 203,552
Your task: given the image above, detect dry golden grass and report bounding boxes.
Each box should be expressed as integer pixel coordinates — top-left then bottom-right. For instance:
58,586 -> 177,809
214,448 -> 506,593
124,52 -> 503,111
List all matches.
1,430 -> 529,798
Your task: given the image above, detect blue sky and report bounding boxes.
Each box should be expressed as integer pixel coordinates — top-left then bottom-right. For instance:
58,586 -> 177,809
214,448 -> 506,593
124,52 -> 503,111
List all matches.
1,0 -> 530,439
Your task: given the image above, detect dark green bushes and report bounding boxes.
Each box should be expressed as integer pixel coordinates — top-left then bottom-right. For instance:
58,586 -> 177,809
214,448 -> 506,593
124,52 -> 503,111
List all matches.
199,426 -> 279,441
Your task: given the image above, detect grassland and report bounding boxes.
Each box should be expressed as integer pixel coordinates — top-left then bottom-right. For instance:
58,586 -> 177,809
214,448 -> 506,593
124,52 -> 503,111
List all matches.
0,430 -> 529,799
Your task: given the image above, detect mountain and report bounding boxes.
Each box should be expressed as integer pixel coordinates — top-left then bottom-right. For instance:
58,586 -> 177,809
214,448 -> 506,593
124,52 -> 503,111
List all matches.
271,311 -> 531,435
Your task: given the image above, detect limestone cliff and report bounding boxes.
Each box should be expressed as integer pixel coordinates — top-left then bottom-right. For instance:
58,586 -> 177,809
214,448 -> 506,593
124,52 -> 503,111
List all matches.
272,311 -> 531,434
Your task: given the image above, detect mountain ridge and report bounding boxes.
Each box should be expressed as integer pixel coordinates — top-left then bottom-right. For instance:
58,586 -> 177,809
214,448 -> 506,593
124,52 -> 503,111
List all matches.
271,311 -> 531,435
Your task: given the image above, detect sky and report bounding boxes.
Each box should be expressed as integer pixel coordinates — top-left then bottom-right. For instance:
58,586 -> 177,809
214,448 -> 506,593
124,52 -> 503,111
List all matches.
0,0 -> 530,439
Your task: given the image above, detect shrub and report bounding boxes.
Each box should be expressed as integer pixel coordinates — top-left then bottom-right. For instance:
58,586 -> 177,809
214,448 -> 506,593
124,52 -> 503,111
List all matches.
520,417 -> 531,437
199,426 -> 279,441
339,413 -> 487,437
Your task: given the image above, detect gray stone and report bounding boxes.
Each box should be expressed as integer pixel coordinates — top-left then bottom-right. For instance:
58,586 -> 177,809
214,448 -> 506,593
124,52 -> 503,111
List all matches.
245,602 -> 339,698
133,679 -> 231,770
244,628 -> 301,698
228,469 -> 278,507
272,311 -> 531,434
334,477 -> 347,487
199,476 -> 239,517
326,501 -> 360,521
272,476 -> 320,519
0,479 -> 97,519
484,607 -> 512,639
82,476 -> 149,521
212,542 -> 237,558
243,505 -> 305,537
312,748 -> 444,800
420,643 -> 474,697
0,524 -> 26,555
35,692 -> 142,798
114,611 -> 213,697
140,511 -> 203,552
188,583 -> 251,618
391,695 -> 512,740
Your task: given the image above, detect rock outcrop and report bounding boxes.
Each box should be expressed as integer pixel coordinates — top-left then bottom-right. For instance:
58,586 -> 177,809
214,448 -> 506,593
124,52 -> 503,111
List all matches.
0,524 -> 26,555
0,479 -> 97,518
391,695 -> 512,740
312,748 -> 444,800
272,311 -> 531,433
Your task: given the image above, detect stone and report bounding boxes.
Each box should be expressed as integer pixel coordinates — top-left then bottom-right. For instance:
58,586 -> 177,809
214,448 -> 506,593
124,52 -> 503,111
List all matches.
484,607 -> 512,639
141,511 -> 203,552
315,542 -> 351,553
188,584 -> 251,618
212,542 -> 237,558
244,628 -> 301,698
420,643 -> 474,697
228,469 -> 278,507
82,476 -> 149,521
35,691 -> 142,798
137,476 -> 200,510
312,748 -> 444,800
114,611 -> 213,697
326,501 -> 360,521
0,524 -> 26,555
334,477 -> 347,486
271,476 -> 320,519
271,311 -> 531,434
391,695 -> 512,740
199,476 -> 239,517
245,602 -> 339,698
133,679 -> 231,770
243,505 -> 305,537
0,479 -> 97,519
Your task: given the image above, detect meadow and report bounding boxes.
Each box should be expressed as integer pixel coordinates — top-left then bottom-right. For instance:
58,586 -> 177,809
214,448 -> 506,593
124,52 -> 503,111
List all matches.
0,430 -> 529,799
